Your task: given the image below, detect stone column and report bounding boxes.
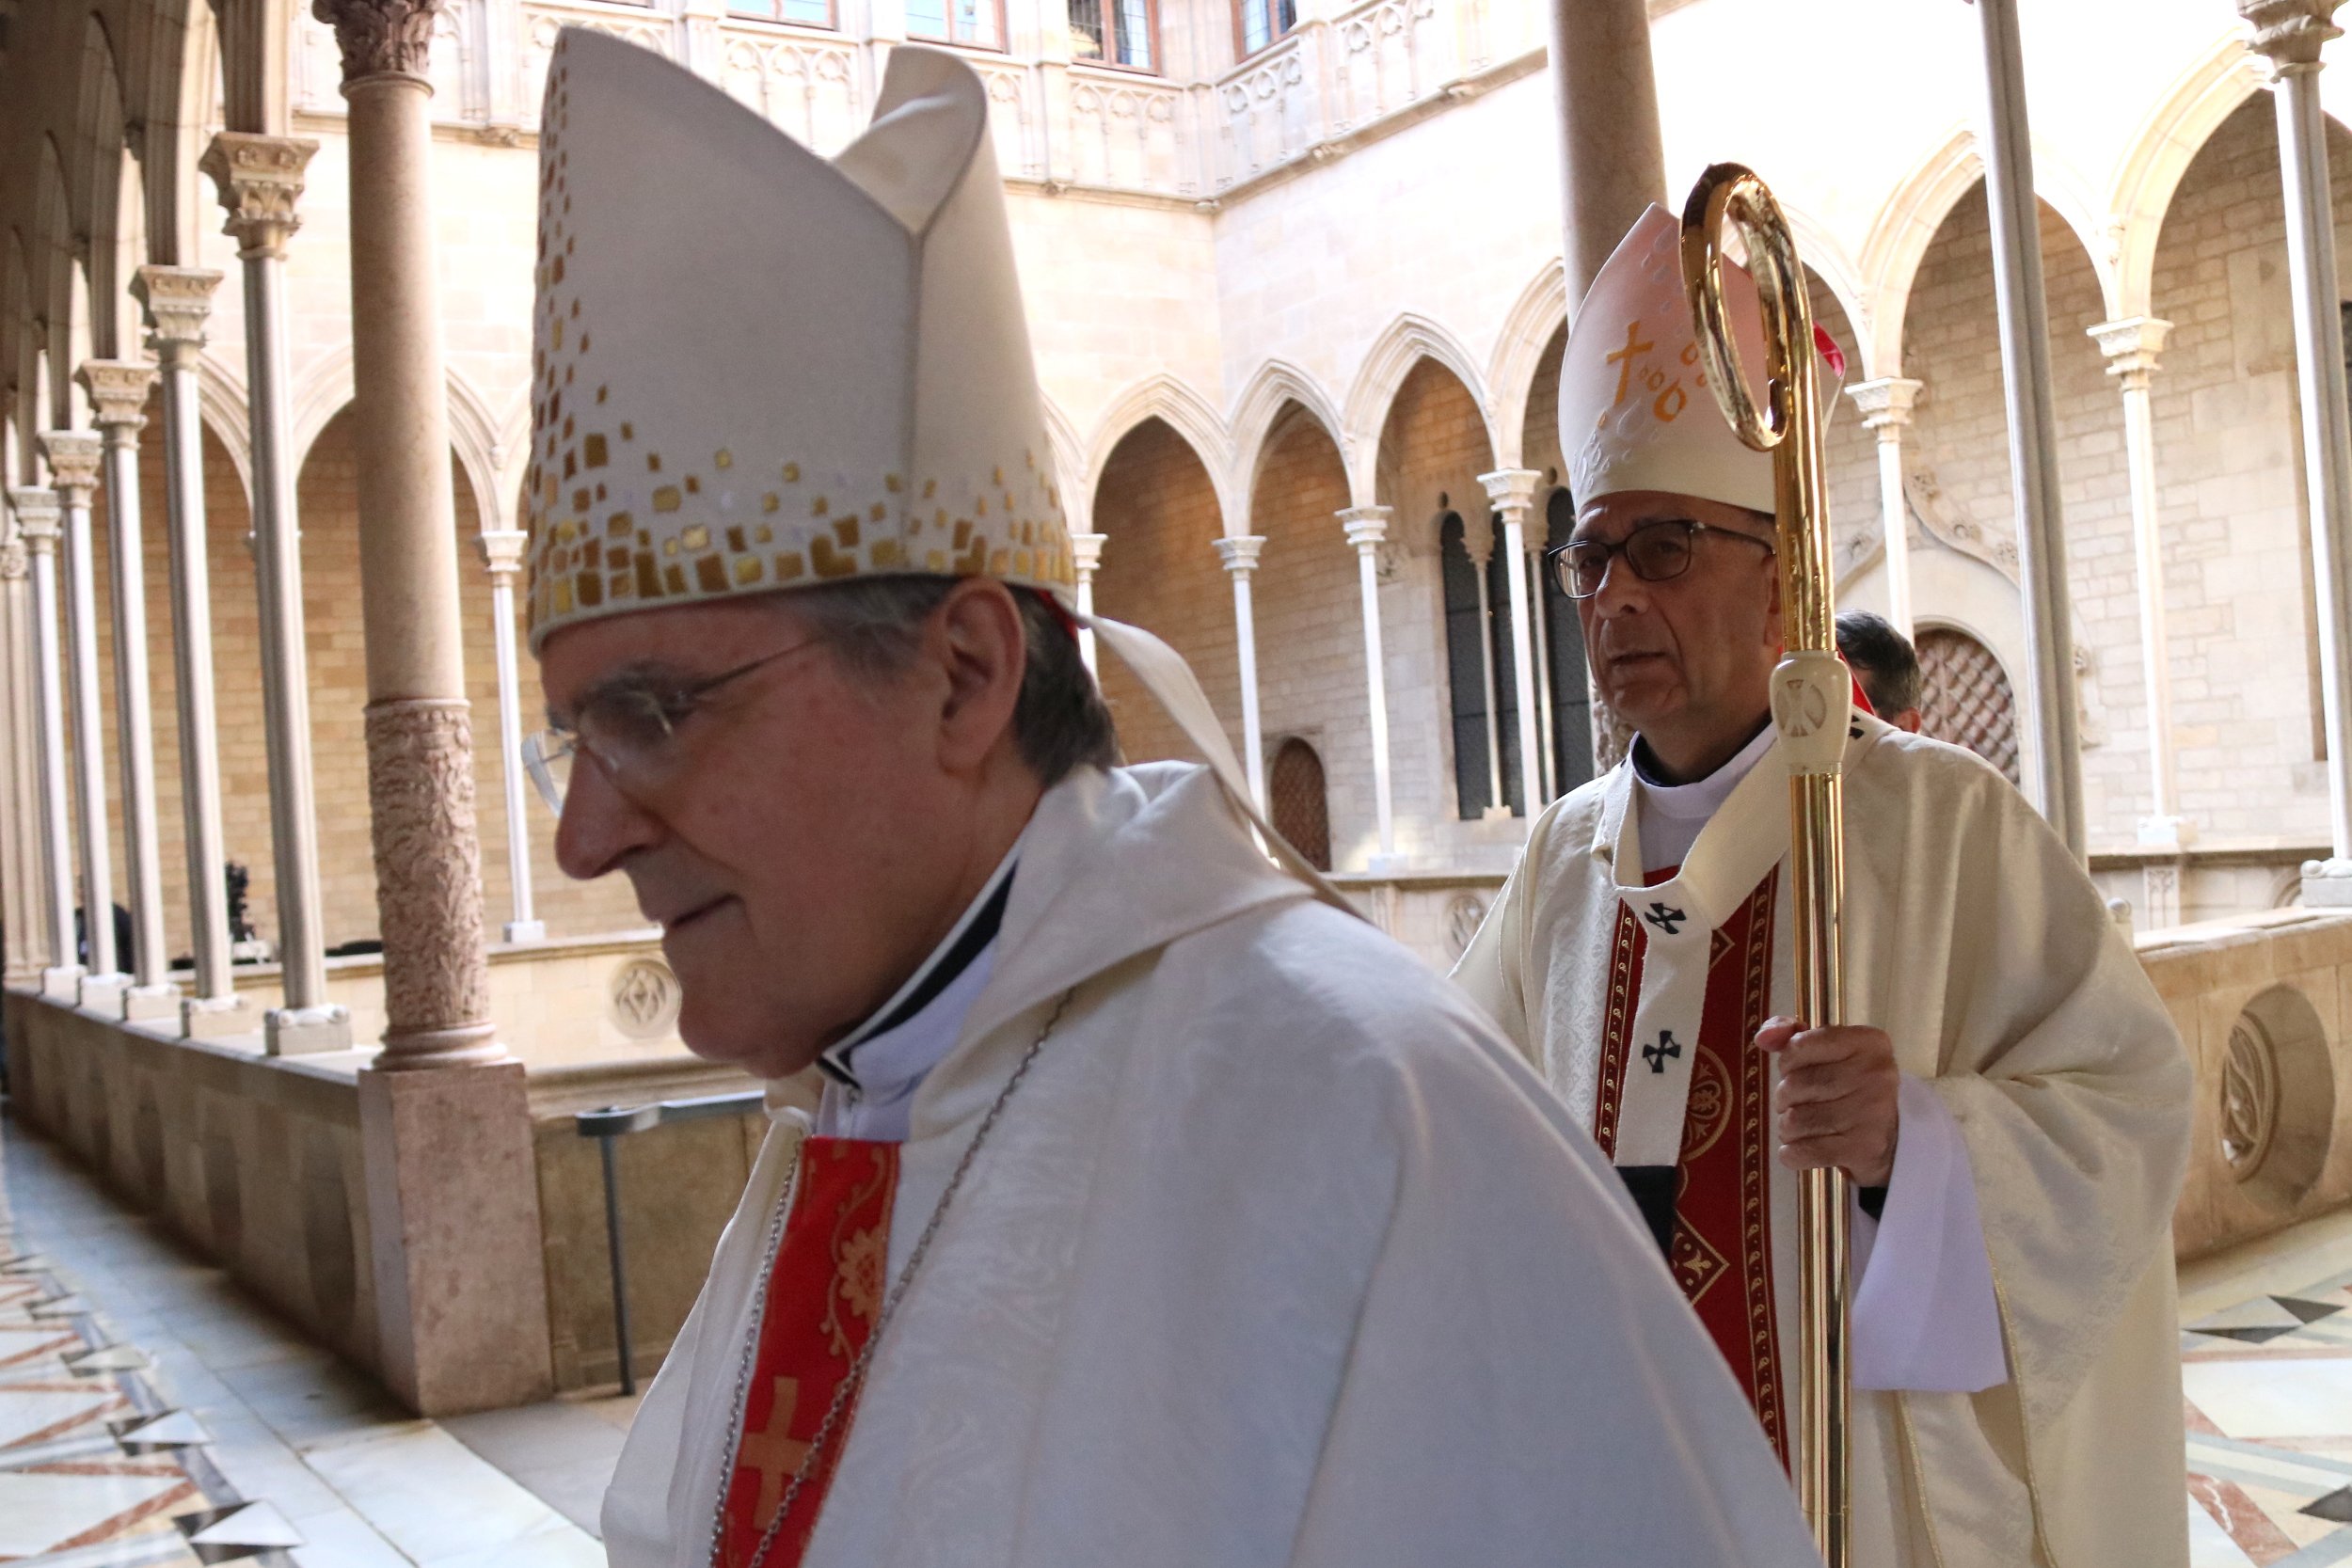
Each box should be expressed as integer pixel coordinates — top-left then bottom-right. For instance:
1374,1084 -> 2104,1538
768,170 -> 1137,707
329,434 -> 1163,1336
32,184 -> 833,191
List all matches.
318,0 -> 552,1420
1342,506 -> 1397,865
318,0 -> 499,1069
133,265 -> 253,1036
1846,378 -> 1923,641
39,432 -> 123,1008
0,508 -> 44,986
2241,4 -> 2352,900
478,529 -> 543,943
2086,317 -> 2194,857
199,132 -> 349,1053
1481,468 -> 1547,818
79,361 -> 179,1022
1070,531 -> 1106,675
1214,534 -> 1269,807
1521,521 -> 1559,801
1973,0 -> 2086,858
10,492 -> 79,1000
1459,517 -> 1509,817
1542,0 -> 1666,306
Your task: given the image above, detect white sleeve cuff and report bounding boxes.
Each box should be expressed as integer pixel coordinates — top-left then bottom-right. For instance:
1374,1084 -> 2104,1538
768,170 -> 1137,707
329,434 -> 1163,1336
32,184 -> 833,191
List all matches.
1849,1074 -> 2008,1393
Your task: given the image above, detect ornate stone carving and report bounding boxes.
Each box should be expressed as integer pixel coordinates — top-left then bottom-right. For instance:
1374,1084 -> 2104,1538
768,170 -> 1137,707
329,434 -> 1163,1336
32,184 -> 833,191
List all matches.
38,433 -> 104,500
1444,894 -> 1487,960
199,134 -> 319,261
8,491 -> 61,551
0,533 -> 24,581
2087,316 -> 2173,392
2221,1010 -> 2281,1179
2240,0 -> 2344,76
476,528 -> 528,578
610,958 -> 683,1040
364,697 -> 501,1067
313,0 -> 445,84
1477,467 -> 1543,521
1845,376 -> 1922,437
77,361 -> 159,434
132,267 -> 224,366
1900,463 -> 2022,584
1214,533 -> 1266,576
1068,531 -> 1106,580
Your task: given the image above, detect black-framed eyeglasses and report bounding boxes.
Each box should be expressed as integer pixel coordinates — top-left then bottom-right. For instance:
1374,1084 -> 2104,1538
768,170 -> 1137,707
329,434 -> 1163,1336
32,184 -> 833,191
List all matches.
522,637 -> 824,813
1545,517 -> 1776,600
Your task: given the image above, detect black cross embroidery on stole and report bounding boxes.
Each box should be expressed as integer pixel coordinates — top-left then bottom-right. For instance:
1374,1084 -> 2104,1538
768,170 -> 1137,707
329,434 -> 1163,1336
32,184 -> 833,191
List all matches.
1644,902 -> 1688,935
1642,1030 -> 1682,1073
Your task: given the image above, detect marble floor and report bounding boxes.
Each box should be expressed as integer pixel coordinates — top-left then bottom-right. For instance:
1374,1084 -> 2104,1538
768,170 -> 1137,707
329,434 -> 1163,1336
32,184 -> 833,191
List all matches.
2180,1205 -> 2352,1567
0,1104 -> 638,1567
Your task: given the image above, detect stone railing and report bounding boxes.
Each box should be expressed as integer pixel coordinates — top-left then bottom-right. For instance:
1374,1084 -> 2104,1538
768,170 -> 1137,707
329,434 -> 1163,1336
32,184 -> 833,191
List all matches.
285,0 -> 1525,204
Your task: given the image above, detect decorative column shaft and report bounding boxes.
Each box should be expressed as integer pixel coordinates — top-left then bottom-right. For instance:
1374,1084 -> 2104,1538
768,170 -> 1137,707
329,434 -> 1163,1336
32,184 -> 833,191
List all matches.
201,131 -> 349,1053
317,0 -> 499,1068
40,432 -> 122,1005
1460,519 -> 1509,816
0,507 -> 49,985
320,2 -> 552,1422
1069,531 -> 1106,676
1973,0 -> 2086,858
80,361 -> 180,1021
1521,521 -> 1559,802
1543,0 -> 1666,307
2241,4 -> 2352,897
1845,378 -> 1923,641
478,529 -> 543,942
1481,468 -> 1547,819
9,490 -> 79,999
1214,534 -> 1269,808
135,265 -> 253,1034
1342,506 -> 1397,865
2087,318 -> 2194,852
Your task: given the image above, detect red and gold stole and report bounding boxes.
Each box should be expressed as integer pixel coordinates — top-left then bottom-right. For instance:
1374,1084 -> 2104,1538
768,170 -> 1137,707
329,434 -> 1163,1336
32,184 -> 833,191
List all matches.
713,1137 -> 898,1568
1594,865 -> 1788,1467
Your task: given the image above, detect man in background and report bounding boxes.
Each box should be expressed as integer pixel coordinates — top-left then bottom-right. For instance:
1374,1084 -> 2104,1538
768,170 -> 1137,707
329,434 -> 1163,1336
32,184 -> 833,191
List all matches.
1836,610 -> 1924,733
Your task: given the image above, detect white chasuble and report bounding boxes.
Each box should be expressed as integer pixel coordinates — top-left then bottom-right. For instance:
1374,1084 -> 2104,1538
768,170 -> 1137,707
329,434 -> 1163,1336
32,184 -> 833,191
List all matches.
604,761 -> 1825,1568
1455,718 -> 2197,1568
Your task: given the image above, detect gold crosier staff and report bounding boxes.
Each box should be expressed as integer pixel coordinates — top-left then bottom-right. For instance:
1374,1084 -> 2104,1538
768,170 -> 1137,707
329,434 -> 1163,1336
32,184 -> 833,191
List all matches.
1679,164 -> 1852,1568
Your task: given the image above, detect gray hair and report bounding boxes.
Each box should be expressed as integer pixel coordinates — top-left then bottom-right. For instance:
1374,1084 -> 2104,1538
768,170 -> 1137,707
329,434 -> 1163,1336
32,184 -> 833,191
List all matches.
786,575 -> 1120,786
1834,610 -> 1924,716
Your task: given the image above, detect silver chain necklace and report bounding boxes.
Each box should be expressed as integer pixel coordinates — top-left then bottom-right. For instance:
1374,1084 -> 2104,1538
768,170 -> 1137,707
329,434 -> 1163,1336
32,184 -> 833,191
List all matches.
708,989 -> 1077,1568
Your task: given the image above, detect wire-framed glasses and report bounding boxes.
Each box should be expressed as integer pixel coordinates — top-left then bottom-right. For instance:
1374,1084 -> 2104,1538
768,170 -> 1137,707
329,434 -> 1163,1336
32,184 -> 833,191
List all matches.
1544,517 -> 1776,600
521,639 -> 822,814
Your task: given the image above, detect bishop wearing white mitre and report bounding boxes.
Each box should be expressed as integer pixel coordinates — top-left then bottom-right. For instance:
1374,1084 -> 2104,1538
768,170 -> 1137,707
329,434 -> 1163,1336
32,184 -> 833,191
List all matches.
524,33 -> 1821,1568
1454,205 -> 2198,1568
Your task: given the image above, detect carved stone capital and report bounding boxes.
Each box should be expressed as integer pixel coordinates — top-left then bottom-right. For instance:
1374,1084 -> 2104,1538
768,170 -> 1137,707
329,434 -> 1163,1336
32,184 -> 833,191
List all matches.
38,433 -> 104,500
8,490 -> 61,551
78,360 -> 160,436
1341,504 -> 1392,550
1067,531 -> 1107,578
2240,0 -> 2344,76
364,697 -> 502,1068
0,522 -> 24,581
1214,533 -> 1266,575
476,528 -> 528,577
1477,467 -> 1544,521
2087,317 -> 2173,390
132,266 -> 225,365
312,0 -> 444,86
1845,376 -> 1923,436
199,134 -> 319,261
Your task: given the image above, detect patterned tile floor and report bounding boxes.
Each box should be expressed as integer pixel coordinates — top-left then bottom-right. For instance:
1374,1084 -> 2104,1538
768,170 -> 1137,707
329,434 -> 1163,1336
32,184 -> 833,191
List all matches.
0,1102 -> 632,1567
2181,1206 -> 2352,1567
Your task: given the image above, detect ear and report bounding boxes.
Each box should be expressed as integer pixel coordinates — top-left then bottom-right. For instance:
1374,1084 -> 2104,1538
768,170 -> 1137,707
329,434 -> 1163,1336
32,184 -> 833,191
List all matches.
931,578 -> 1028,774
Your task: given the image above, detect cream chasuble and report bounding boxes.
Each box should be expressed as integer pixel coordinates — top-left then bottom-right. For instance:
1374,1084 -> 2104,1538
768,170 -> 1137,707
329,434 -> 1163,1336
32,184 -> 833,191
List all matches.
604,761 -> 1827,1568
1456,718 -> 2195,1568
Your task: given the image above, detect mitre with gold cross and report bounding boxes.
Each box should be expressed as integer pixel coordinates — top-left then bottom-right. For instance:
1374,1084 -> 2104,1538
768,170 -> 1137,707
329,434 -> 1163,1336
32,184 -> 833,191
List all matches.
523,28 -> 1073,654
1559,203 -> 1845,516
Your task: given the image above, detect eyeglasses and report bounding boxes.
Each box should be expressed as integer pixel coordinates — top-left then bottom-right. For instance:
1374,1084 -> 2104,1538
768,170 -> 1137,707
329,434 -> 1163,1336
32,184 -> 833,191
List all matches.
1545,517 -> 1776,600
522,638 -> 824,814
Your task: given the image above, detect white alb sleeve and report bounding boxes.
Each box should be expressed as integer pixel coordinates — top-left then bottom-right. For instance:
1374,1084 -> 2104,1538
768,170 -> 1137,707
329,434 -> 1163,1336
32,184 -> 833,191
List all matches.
1849,1073 -> 2009,1392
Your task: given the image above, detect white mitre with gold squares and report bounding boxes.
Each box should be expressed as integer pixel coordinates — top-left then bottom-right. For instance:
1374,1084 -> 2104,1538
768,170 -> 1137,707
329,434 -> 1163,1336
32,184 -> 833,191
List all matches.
1559,204 -> 1842,515
525,30 -> 1072,652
